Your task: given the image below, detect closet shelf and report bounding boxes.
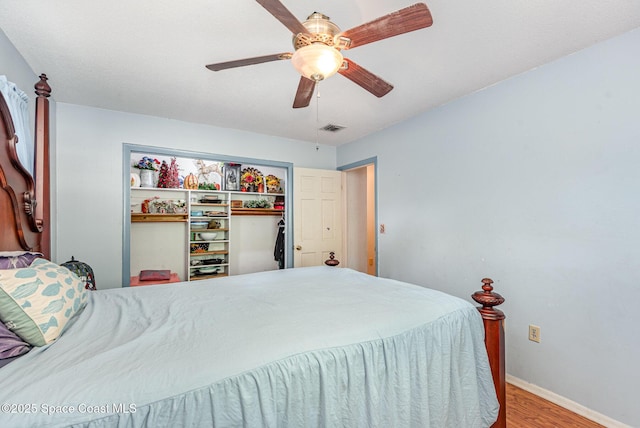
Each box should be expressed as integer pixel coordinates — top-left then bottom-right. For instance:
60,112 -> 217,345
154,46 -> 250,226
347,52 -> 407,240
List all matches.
189,250 -> 229,256
231,208 -> 283,216
190,273 -> 229,281
131,213 -> 188,222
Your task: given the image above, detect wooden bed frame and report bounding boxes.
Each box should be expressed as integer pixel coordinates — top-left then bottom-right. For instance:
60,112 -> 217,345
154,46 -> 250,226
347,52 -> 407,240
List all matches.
0,74 -> 50,258
0,77 -> 506,427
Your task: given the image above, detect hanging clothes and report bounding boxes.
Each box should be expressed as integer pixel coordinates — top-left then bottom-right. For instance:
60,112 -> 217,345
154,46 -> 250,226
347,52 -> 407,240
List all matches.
274,218 -> 285,269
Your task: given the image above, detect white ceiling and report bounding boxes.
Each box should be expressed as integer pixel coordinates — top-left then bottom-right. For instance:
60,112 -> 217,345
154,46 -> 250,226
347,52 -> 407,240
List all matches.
1,0 -> 639,146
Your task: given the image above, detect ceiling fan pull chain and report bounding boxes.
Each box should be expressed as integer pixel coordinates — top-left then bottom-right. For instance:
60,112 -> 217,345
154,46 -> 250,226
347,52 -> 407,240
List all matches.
315,83 -> 321,151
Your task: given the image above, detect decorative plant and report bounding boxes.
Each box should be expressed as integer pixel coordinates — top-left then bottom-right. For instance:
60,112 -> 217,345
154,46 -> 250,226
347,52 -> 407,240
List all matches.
168,158 -> 180,187
241,167 -> 263,190
157,161 -> 169,187
265,174 -> 282,193
198,182 -> 220,190
134,156 -> 160,170
244,199 -> 272,209
157,157 -> 180,188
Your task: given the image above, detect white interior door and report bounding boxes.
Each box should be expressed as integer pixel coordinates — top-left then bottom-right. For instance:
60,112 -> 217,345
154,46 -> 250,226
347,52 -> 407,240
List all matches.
293,167 -> 343,267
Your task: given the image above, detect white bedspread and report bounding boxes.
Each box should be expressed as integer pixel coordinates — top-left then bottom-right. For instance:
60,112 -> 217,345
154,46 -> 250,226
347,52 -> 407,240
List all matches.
0,266 -> 498,427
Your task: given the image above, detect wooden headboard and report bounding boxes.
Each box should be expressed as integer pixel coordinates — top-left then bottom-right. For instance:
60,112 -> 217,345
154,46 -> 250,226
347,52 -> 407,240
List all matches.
0,74 -> 51,257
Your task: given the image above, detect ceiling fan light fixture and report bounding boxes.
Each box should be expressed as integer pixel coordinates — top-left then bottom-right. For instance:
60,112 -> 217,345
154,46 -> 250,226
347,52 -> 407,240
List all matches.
291,44 -> 344,82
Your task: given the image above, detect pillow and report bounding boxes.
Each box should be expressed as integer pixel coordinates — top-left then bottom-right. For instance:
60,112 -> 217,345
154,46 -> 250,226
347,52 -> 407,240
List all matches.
139,269 -> 171,281
0,321 -> 31,359
0,251 -> 42,269
0,258 -> 88,346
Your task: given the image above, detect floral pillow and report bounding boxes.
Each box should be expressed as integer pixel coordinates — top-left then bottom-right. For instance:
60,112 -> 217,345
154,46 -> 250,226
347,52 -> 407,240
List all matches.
0,258 -> 88,346
0,251 -> 42,269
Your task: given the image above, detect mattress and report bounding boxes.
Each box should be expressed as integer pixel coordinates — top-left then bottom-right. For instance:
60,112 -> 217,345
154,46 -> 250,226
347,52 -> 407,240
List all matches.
0,266 -> 498,427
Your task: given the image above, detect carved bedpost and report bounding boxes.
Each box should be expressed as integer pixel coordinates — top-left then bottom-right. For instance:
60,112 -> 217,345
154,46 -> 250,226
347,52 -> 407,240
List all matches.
34,74 -> 51,259
472,278 -> 506,428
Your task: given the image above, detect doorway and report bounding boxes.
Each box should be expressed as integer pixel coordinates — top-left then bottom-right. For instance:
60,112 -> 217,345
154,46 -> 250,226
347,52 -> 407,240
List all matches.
340,158 -> 377,276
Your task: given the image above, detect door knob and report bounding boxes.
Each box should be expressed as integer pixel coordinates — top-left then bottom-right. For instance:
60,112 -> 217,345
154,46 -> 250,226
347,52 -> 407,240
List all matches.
295,245 -> 302,251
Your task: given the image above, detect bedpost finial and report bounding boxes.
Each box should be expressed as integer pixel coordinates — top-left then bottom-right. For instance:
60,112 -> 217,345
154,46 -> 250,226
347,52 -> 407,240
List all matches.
481,278 -> 494,292
324,252 -> 340,266
472,277 -> 505,311
35,74 -> 51,98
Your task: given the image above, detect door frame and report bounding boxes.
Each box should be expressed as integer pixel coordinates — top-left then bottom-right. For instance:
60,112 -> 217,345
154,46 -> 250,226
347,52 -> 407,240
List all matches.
338,157 -> 378,276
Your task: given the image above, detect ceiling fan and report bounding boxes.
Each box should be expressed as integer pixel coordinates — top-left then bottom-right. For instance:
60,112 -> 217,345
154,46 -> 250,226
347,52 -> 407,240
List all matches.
206,0 -> 433,108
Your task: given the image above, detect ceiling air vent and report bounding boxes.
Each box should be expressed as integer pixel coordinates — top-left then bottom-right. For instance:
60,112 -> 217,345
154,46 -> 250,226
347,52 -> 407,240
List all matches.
319,123 -> 346,132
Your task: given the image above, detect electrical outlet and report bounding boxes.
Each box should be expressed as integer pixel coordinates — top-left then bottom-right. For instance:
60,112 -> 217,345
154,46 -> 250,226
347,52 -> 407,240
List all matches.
529,325 -> 541,343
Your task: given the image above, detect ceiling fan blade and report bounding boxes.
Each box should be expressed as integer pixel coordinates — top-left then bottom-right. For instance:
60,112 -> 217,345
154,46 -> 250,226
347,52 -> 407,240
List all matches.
255,0 -> 309,35
292,76 -> 316,108
338,3 -> 433,50
206,53 -> 292,71
338,59 -> 393,98
294,61 -> 392,106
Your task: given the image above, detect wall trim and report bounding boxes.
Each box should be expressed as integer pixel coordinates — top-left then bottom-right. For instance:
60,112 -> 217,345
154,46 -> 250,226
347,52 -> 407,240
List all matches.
506,374 -> 631,428
337,157 -> 377,172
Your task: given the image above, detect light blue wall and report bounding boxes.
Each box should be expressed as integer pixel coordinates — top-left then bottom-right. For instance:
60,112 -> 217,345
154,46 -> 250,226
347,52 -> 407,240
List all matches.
55,103 -> 336,290
338,27 -> 640,426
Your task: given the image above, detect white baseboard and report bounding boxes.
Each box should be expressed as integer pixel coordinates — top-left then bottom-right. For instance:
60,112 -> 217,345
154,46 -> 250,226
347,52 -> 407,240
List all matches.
506,374 -> 631,428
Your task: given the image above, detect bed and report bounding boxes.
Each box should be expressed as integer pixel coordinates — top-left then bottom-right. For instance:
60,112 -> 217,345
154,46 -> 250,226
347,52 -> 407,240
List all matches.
0,76 -> 506,427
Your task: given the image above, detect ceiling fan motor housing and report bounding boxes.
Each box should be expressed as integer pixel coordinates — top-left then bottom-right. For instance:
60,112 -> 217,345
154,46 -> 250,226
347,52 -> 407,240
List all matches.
293,13 -> 343,50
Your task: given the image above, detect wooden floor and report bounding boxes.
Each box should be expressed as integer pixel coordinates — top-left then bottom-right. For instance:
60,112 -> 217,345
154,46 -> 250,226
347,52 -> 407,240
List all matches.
506,383 -> 605,428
